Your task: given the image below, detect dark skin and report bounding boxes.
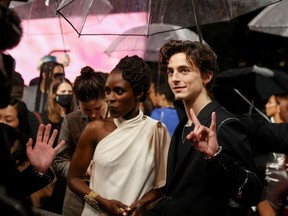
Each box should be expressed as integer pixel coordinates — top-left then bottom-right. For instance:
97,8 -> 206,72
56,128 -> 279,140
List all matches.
68,70 -> 164,216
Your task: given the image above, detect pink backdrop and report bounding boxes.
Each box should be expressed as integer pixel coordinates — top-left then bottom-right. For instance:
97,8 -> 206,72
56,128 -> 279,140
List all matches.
8,13 -> 147,85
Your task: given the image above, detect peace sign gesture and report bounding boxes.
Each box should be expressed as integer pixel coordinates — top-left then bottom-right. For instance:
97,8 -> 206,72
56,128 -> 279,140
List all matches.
186,108 -> 220,159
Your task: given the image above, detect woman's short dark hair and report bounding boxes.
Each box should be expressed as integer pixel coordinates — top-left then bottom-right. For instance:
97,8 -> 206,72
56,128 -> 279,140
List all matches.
112,55 -> 151,102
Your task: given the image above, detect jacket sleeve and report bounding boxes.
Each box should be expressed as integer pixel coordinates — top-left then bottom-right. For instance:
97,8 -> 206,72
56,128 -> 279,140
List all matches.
238,116 -> 288,154
205,117 -> 263,206
18,165 -> 55,198
53,116 -> 74,178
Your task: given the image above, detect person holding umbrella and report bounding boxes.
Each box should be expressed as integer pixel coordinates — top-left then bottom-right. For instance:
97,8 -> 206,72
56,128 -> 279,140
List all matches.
145,40 -> 263,216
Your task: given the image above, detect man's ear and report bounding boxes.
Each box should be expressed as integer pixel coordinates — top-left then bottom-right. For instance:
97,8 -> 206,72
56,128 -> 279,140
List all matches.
203,71 -> 213,85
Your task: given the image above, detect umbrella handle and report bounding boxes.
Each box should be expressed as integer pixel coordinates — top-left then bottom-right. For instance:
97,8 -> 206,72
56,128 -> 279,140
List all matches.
233,89 -> 270,122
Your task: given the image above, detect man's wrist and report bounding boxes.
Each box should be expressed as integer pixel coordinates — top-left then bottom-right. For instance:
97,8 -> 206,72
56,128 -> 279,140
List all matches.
204,146 -> 223,160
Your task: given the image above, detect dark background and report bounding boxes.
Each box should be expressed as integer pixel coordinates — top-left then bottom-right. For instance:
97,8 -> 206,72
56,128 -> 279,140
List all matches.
148,9 -> 288,118
195,9 -> 288,72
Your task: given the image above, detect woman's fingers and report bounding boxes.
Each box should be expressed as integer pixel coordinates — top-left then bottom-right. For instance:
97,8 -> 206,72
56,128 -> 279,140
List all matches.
42,124 -> 52,144
53,140 -> 65,152
47,129 -> 58,146
35,124 -> 45,144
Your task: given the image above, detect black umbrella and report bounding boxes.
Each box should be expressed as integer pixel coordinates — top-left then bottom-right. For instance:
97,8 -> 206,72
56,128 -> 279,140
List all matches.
248,0 -> 288,38
214,65 -> 288,119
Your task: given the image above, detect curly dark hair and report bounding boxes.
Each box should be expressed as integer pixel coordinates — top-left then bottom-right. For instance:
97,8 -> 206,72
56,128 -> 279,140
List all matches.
112,55 -> 151,102
73,66 -> 107,102
159,40 -> 219,98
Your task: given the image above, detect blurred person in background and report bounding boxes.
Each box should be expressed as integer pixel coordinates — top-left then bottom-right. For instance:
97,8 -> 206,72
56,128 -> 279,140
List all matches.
257,94 -> 288,216
28,55 -> 57,86
11,71 -> 41,142
150,82 -> 179,136
31,77 -> 75,214
40,77 -> 75,143
23,61 -> 65,113
0,98 -> 31,170
53,66 -> 108,216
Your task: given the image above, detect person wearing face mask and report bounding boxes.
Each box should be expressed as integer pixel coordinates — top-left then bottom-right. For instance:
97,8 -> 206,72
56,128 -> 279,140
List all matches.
0,5 -> 66,215
0,98 -> 31,169
23,61 -> 66,113
30,77 -> 75,214
0,97 -> 65,216
40,77 -> 75,146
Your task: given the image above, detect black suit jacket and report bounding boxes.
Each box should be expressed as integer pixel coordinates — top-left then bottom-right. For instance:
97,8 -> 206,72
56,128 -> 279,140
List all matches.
148,101 -> 262,216
239,116 -> 288,155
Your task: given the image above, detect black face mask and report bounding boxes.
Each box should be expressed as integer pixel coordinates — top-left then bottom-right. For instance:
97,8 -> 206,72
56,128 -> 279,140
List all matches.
55,94 -> 73,108
0,122 -> 20,150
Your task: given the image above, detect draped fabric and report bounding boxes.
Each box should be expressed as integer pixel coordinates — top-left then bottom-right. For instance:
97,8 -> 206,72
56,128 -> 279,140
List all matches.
82,111 -> 170,216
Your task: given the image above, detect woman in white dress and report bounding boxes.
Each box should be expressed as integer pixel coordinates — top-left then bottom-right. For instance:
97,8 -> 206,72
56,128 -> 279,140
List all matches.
68,55 -> 170,216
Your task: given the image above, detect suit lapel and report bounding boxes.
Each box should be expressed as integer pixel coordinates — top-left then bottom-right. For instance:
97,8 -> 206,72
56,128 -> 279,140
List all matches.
166,101 -> 220,190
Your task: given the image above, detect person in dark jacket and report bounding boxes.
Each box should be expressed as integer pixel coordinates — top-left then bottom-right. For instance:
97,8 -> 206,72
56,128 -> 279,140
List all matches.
0,7 -> 65,212
146,40 -> 262,216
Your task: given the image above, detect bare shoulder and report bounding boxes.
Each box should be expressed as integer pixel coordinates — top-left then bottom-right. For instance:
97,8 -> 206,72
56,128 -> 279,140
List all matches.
83,117 -> 116,141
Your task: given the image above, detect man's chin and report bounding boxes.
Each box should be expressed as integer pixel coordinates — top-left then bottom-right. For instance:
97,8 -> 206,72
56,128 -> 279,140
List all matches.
174,94 -> 185,100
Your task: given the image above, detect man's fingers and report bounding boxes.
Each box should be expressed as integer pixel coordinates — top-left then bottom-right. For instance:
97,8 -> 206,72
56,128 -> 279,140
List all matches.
209,112 -> 216,132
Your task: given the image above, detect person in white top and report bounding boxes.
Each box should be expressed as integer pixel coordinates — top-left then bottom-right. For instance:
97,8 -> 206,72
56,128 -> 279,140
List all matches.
68,55 -> 171,216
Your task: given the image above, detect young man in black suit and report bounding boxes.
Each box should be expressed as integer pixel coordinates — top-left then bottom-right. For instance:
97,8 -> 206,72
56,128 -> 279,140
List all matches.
146,40 -> 262,216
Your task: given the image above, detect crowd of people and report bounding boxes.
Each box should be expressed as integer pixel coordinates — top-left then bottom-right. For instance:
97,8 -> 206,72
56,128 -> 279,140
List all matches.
2,3 -> 288,216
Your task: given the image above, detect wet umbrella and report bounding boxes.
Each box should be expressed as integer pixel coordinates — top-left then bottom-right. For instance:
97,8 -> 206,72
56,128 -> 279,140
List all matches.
105,24 -> 201,62
10,0 -> 74,35
9,0 -> 73,64
56,0 -> 280,40
248,0 -> 288,37
214,65 -> 288,119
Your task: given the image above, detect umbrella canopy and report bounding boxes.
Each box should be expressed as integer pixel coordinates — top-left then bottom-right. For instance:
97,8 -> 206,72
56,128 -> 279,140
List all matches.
248,0 -> 288,37
10,0 -> 74,35
214,65 -> 288,117
56,0 -> 280,39
105,24 -> 200,62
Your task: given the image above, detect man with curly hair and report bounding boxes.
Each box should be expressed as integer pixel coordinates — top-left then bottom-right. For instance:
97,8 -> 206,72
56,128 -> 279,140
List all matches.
145,40 -> 263,216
